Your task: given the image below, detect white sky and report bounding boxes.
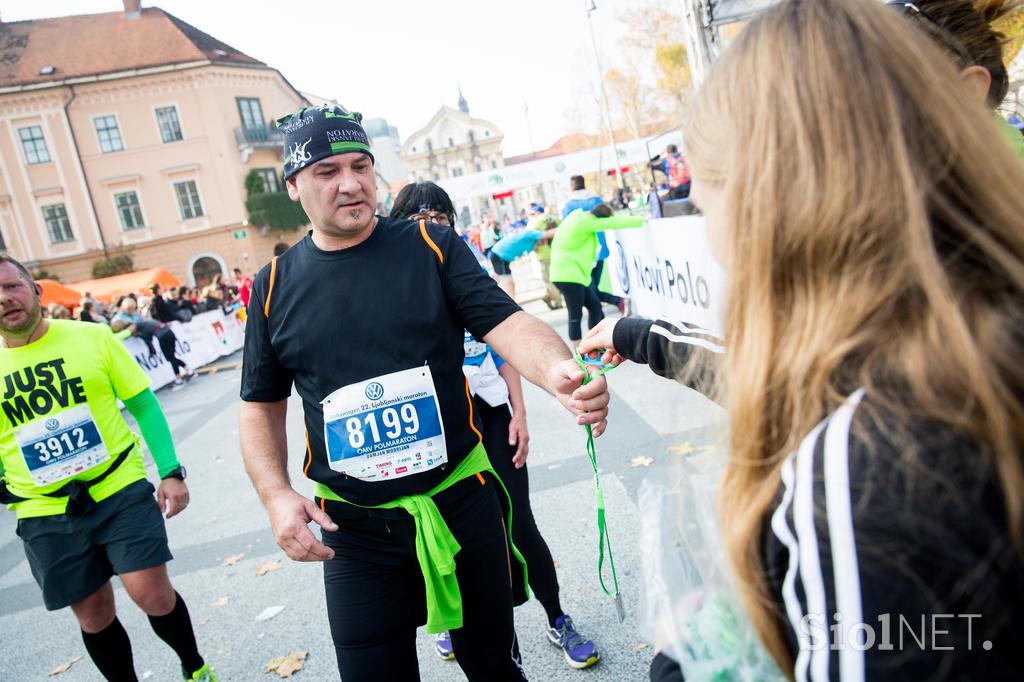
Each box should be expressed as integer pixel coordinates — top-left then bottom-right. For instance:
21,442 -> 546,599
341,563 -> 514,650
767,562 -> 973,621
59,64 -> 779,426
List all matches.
2,0 -> 650,155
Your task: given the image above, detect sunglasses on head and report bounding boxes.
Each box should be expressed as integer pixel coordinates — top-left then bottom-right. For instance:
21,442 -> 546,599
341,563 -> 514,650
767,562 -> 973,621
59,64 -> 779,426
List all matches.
886,1 -> 973,66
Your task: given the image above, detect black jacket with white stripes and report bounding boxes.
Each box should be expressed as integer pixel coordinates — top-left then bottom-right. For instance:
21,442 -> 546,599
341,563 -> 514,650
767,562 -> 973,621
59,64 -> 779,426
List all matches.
616,317 -> 1022,681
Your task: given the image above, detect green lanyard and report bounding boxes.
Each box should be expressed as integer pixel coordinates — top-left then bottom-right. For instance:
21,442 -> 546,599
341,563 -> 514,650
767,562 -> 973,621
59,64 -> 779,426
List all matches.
573,348 -> 625,622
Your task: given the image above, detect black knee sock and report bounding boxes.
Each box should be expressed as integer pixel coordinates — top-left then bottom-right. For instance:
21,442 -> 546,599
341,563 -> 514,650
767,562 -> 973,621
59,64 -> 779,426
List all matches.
541,597 -> 565,629
147,592 -> 204,676
82,617 -> 138,682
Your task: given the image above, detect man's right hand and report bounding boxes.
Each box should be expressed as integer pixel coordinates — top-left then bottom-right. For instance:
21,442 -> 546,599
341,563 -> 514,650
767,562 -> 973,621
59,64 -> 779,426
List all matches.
265,488 -> 339,562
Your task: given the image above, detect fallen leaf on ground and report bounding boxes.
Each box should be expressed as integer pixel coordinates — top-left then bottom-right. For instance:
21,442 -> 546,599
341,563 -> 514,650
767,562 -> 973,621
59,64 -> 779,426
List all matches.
256,559 -> 282,576
667,442 -> 695,456
142,672 -> 154,679
221,553 -> 245,567
255,605 -> 286,621
630,455 -> 655,467
48,656 -> 83,676
214,596 -> 229,607
266,652 -> 308,678
206,516 -> 217,524
633,642 -> 650,651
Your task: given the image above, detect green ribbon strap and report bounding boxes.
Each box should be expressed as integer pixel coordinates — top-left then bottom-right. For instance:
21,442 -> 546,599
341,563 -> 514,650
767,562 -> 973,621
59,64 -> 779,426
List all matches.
315,443 -> 529,632
573,348 -> 625,621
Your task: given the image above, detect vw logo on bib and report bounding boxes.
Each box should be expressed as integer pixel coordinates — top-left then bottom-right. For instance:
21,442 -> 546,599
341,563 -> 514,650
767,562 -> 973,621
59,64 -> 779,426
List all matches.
365,382 -> 384,401
45,418 -> 60,432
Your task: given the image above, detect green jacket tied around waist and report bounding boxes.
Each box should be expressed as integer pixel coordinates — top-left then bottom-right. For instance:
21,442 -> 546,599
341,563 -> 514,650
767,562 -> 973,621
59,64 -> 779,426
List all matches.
314,443 -> 529,632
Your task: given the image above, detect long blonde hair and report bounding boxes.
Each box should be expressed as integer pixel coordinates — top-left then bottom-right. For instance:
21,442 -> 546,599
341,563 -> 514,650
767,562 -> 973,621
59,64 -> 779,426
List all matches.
684,0 -> 1024,671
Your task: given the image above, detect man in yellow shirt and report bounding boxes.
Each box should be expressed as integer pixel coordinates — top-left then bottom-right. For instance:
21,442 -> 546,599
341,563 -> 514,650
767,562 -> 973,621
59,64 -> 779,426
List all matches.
0,257 -> 216,682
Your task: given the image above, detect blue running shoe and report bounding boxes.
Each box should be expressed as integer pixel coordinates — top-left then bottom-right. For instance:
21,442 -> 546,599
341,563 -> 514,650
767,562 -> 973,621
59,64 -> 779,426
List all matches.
547,614 -> 600,669
435,631 -> 455,661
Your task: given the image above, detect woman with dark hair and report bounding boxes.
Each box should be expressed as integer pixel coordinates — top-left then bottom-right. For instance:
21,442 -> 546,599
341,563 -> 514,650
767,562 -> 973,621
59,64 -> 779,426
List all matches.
890,0 -> 1024,157
391,181 -> 602,671
391,181 -> 457,227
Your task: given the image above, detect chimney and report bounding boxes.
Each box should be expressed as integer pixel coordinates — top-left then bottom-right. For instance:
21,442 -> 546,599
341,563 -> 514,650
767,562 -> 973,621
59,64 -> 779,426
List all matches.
123,0 -> 142,20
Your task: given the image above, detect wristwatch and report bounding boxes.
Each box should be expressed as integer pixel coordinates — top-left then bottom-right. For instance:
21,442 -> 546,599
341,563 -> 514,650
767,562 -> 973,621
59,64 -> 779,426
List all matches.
161,466 -> 187,481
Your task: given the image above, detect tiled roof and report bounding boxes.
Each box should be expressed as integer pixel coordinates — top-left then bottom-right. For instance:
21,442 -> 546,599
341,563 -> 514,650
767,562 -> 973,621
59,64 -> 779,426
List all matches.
0,7 -> 264,88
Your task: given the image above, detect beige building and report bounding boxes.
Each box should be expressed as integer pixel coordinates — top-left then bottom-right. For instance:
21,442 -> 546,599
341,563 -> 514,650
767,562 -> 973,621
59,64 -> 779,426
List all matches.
0,2 -> 309,287
400,92 -> 506,224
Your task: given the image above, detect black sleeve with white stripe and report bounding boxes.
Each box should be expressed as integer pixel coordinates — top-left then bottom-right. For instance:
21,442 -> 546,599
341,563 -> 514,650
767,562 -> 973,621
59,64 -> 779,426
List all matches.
613,317 -> 723,396
763,392 -> 1021,681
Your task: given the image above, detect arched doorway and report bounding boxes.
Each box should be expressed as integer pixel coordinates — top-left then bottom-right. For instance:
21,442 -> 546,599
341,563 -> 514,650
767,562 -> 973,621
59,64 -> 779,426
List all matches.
191,256 -> 223,288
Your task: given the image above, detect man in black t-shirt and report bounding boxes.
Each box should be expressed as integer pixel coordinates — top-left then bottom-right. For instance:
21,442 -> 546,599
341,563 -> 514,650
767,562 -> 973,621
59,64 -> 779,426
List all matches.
239,104 -> 610,681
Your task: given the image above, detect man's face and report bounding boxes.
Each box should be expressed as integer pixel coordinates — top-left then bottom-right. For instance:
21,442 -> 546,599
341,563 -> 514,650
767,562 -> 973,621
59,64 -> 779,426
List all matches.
168,288 -> 179,300
287,152 -> 377,237
0,264 -> 42,336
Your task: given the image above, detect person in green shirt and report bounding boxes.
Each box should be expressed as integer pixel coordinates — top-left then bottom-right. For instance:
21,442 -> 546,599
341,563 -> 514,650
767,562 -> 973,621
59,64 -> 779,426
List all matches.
549,204 -> 644,345
0,257 -> 217,682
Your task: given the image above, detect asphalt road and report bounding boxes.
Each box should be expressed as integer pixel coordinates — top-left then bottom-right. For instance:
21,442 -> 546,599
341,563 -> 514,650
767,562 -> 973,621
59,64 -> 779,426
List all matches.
0,301 -> 724,681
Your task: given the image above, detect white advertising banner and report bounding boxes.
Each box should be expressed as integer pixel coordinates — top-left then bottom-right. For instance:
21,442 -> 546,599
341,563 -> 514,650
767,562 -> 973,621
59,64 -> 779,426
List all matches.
605,216 -> 727,337
122,310 -> 246,391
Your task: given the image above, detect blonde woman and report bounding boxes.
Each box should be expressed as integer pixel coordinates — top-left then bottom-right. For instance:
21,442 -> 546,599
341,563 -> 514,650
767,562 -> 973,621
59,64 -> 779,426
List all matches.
581,0 -> 1024,678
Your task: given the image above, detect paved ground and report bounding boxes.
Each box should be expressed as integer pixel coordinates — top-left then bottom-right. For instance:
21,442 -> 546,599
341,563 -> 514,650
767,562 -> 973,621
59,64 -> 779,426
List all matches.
0,301 -> 724,681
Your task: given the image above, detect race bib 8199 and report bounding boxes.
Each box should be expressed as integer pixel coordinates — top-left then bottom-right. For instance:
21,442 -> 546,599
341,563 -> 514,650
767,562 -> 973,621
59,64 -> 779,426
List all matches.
321,366 -> 447,482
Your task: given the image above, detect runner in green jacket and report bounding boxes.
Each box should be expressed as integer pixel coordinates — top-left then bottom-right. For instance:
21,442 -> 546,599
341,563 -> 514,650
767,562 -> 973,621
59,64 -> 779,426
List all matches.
549,205 -> 644,345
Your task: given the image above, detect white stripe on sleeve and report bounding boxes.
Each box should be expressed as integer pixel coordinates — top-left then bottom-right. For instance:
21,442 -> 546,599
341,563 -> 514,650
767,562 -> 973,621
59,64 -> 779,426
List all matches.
795,419 -> 831,682
824,389 -> 866,682
649,323 -> 726,354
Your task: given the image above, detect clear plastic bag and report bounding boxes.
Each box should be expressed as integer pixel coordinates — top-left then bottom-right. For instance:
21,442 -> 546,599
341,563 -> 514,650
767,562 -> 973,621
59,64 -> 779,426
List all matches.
639,455 -> 786,682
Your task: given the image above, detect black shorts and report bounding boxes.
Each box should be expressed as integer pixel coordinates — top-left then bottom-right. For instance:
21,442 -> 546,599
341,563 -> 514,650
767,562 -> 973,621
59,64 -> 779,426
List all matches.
489,250 -> 512,276
16,479 -> 172,611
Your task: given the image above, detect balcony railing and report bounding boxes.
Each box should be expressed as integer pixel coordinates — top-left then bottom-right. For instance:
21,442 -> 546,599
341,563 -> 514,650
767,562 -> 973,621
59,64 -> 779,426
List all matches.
234,123 -> 283,149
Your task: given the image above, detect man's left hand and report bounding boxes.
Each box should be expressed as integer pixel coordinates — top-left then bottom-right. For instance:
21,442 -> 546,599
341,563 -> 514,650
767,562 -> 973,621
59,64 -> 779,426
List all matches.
550,359 -> 609,437
156,478 -> 189,518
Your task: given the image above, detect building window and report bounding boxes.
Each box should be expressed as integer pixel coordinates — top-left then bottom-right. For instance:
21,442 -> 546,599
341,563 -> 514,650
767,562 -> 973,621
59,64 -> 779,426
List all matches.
236,97 -> 264,130
432,171 -> 439,181
256,168 -> 281,193
42,204 -> 73,244
173,180 -> 204,219
411,146 -> 417,153
426,139 -> 433,152
452,168 -> 464,177
475,162 -> 482,172
94,115 -> 124,153
18,126 -> 50,164
485,130 -> 491,137
448,137 -> 454,147
490,159 -> 497,169
156,106 -> 183,143
468,130 -> 476,144
114,191 -> 144,230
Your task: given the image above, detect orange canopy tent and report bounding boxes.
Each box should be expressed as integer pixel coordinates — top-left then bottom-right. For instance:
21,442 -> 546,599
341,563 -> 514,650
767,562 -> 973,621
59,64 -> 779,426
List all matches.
68,268 -> 181,304
38,280 -> 83,311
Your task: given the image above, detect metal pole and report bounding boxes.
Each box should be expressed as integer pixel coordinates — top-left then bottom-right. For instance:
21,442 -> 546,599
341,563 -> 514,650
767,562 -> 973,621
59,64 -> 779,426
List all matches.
586,1 -> 627,191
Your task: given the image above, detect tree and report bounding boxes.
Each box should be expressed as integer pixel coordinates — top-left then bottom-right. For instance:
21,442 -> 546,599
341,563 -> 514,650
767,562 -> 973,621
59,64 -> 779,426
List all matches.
654,42 -> 691,123
91,246 -> 134,279
609,0 -> 692,126
604,66 -> 652,140
243,169 -> 308,231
